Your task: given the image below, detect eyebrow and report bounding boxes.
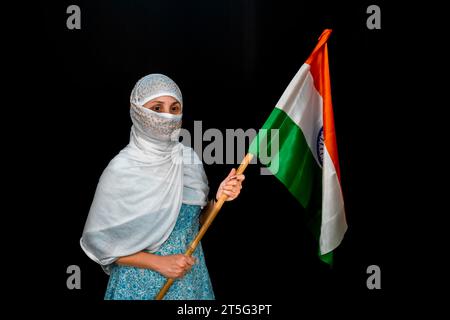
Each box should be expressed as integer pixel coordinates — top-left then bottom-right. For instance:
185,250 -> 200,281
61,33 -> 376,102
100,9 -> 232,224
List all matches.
150,100 -> 181,106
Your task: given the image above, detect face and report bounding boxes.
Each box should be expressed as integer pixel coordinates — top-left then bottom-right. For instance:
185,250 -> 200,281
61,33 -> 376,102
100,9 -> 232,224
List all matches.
143,95 -> 182,115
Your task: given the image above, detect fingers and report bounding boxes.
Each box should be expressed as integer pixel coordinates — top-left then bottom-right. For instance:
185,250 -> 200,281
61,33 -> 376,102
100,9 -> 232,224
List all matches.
223,176 -> 244,194
224,170 -> 245,183
175,255 -> 196,278
224,179 -> 240,186
217,169 -> 245,201
222,185 -> 241,193
186,256 -> 196,266
222,190 -> 238,200
226,168 -> 236,179
165,255 -> 197,279
177,256 -> 195,266
224,174 -> 245,186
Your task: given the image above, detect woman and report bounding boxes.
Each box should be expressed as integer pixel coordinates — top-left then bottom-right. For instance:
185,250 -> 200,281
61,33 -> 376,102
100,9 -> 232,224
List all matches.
80,73 -> 244,300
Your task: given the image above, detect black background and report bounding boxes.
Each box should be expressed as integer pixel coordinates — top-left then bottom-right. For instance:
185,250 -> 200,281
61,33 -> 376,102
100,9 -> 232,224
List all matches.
11,0 -> 443,316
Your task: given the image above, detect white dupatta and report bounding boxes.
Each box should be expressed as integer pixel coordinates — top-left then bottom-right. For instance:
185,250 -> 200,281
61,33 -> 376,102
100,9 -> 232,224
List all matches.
80,74 -> 209,273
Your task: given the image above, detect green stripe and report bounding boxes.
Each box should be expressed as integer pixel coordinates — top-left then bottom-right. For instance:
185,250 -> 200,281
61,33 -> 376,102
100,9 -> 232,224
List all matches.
249,108 -> 322,207
249,108 -> 332,264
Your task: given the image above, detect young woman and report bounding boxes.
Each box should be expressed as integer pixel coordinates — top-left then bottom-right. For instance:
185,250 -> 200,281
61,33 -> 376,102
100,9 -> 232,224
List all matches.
80,73 -> 244,300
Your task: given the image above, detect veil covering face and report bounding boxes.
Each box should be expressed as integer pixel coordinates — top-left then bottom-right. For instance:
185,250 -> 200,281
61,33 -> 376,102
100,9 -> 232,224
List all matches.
80,74 -> 209,274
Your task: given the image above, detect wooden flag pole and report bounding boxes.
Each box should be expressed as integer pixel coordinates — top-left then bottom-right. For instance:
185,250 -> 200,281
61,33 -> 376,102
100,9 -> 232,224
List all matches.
155,153 -> 254,300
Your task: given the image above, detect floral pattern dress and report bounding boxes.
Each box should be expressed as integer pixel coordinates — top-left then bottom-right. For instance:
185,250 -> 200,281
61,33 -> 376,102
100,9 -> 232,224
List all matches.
104,203 -> 215,300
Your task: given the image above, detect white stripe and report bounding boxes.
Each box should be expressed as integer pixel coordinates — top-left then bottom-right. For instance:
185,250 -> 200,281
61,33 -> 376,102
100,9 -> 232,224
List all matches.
275,64 -> 323,166
276,63 -> 347,253
320,147 -> 347,254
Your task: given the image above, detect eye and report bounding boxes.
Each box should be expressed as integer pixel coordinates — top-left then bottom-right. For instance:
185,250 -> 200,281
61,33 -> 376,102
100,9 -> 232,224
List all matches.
152,104 -> 162,112
171,104 -> 181,113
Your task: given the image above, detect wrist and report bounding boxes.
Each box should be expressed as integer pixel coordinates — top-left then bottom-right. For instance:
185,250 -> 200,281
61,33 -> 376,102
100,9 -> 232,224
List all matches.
146,253 -> 164,272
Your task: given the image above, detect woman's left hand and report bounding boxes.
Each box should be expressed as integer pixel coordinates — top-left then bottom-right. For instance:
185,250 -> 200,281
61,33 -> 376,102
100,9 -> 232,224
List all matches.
216,168 -> 245,201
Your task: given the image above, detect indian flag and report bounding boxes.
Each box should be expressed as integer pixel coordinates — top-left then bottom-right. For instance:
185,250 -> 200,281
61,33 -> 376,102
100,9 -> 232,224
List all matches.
249,29 -> 347,264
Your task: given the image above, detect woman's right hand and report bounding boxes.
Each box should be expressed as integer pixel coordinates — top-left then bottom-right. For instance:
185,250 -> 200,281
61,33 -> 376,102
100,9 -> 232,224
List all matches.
155,254 -> 196,279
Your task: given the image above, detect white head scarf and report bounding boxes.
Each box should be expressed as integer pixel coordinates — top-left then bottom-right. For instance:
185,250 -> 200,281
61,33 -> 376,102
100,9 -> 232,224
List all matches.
80,74 -> 209,274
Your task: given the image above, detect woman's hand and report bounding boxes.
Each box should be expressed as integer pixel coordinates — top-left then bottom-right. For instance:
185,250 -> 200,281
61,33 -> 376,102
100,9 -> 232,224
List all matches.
155,254 -> 196,279
216,168 -> 245,201
116,252 -> 195,279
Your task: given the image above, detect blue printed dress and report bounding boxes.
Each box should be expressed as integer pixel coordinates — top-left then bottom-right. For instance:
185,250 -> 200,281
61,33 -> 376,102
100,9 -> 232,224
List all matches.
104,203 -> 215,300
